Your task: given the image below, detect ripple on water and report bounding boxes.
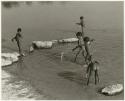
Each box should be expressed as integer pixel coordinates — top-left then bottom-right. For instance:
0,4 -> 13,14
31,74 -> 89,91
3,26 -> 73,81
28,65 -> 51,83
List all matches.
2,70 -> 47,100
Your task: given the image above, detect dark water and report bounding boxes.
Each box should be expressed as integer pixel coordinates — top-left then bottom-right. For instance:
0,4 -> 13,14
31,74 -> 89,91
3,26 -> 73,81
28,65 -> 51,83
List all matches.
2,1 -> 123,49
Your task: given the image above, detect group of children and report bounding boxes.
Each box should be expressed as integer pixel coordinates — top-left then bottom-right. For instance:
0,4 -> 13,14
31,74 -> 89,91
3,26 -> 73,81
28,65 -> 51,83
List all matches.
72,32 -> 100,85
11,16 -> 100,85
72,16 -> 99,85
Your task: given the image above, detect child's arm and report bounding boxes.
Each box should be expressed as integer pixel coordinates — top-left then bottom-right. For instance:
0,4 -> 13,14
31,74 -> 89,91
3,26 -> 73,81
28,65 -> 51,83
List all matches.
72,40 -> 80,51
72,45 -> 79,51
11,36 -> 16,42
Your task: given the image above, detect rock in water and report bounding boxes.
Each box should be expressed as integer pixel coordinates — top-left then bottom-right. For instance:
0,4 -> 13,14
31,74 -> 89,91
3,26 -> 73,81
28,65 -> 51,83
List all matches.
2,58 -> 12,67
2,52 -> 20,67
32,41 -> 53,49
101,84 -> 123,95
58,38 -> 78,43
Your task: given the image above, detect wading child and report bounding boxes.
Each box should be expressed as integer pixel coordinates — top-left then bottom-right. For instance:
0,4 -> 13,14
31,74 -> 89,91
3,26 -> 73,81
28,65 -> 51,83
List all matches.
84,36 -> 91,63
86,55 -> 100,85
11,28 -> 23,56
72,32 -> 85,62
73,32 -> 94,62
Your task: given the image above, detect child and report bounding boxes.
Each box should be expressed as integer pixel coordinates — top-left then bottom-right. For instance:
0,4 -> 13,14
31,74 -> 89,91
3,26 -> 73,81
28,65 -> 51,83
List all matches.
86,55 -> 100,85
11,28 -> 23,56
72,32 -> 85,62
72,32 -> 94,62
84,36 -> 91,63
76,16 -> 85,38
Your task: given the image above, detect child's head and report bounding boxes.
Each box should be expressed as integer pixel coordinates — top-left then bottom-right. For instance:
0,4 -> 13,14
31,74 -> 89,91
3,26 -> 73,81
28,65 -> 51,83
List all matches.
76,32 -> 82,39
80,16 -> 84,20
84,36 -> 90,43
17,28 -> 22,32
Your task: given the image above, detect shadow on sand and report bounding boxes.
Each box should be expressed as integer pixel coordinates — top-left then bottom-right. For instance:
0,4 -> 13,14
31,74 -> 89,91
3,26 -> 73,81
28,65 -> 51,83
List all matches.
58,71 -> 87,86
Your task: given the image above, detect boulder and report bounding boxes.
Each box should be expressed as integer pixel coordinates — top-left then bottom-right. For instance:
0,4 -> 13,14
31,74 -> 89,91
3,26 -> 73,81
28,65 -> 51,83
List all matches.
58,38 -> 78,43
51,40 -> 58,44
2,58 -> 12,67
32,41 -> 53,49
101,84 -> 123,96
2,52 -> 20,67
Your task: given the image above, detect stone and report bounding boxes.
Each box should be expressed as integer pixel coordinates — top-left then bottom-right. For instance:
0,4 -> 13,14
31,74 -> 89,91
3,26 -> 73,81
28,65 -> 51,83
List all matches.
2,52 -> 20,67
58,38 -> 78,43
32,41 -> 53,49
101,84 -> 123,96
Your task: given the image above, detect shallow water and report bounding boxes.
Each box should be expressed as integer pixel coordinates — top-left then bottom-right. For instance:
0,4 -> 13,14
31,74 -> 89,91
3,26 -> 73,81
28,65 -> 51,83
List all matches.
2,1 -> 124,100
2,70 -> 48,100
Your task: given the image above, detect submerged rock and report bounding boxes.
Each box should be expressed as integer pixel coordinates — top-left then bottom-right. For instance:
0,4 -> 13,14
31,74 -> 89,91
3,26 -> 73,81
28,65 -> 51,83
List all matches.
101,84 -> 123,96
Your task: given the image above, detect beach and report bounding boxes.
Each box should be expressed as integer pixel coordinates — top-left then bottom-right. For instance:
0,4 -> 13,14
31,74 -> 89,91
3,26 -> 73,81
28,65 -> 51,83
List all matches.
2,1 -> 124,100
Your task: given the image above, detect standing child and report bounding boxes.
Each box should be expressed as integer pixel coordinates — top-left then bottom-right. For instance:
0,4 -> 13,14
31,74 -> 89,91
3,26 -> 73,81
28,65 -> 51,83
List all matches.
86,55 -> 100,85
83,36 -> 94,64
11,28 -> 23,56
76,16 -> 85,39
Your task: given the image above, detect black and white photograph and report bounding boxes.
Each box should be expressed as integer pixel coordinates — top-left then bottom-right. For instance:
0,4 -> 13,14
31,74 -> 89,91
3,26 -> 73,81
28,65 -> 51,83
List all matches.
1,1 -> 124,100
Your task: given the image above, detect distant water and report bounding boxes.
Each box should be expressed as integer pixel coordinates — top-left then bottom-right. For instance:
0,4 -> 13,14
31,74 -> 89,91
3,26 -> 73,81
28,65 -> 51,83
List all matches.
2,1 -> 123,50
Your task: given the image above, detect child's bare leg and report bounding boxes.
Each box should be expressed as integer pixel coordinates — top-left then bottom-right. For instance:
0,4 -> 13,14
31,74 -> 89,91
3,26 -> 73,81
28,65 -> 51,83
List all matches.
82,49 -> 85,58
95,70 -> 97,85
85,54 -> 88,63
87,69 -> 91,85
96,70 -> 100,83
17,42 -> 22,55
74,48 -> 81,62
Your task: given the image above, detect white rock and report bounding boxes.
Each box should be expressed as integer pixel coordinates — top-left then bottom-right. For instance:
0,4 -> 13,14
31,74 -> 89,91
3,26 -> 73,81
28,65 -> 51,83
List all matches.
2,52 -> 19,62
58,38 -> 78,43
51,40 -> 58,44
101,84 -> 123,95
2,52 -> 20,67
2,58 -> 12,67
32,41 -> 53,49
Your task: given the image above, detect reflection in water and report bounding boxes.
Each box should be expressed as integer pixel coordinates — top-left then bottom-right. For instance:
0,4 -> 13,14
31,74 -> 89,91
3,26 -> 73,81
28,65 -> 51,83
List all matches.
17,56 -> 26,74
2,1 -> 20,8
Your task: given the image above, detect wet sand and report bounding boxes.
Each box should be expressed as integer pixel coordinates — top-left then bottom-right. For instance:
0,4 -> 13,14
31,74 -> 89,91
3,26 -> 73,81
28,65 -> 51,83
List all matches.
2,30 -> 124,100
